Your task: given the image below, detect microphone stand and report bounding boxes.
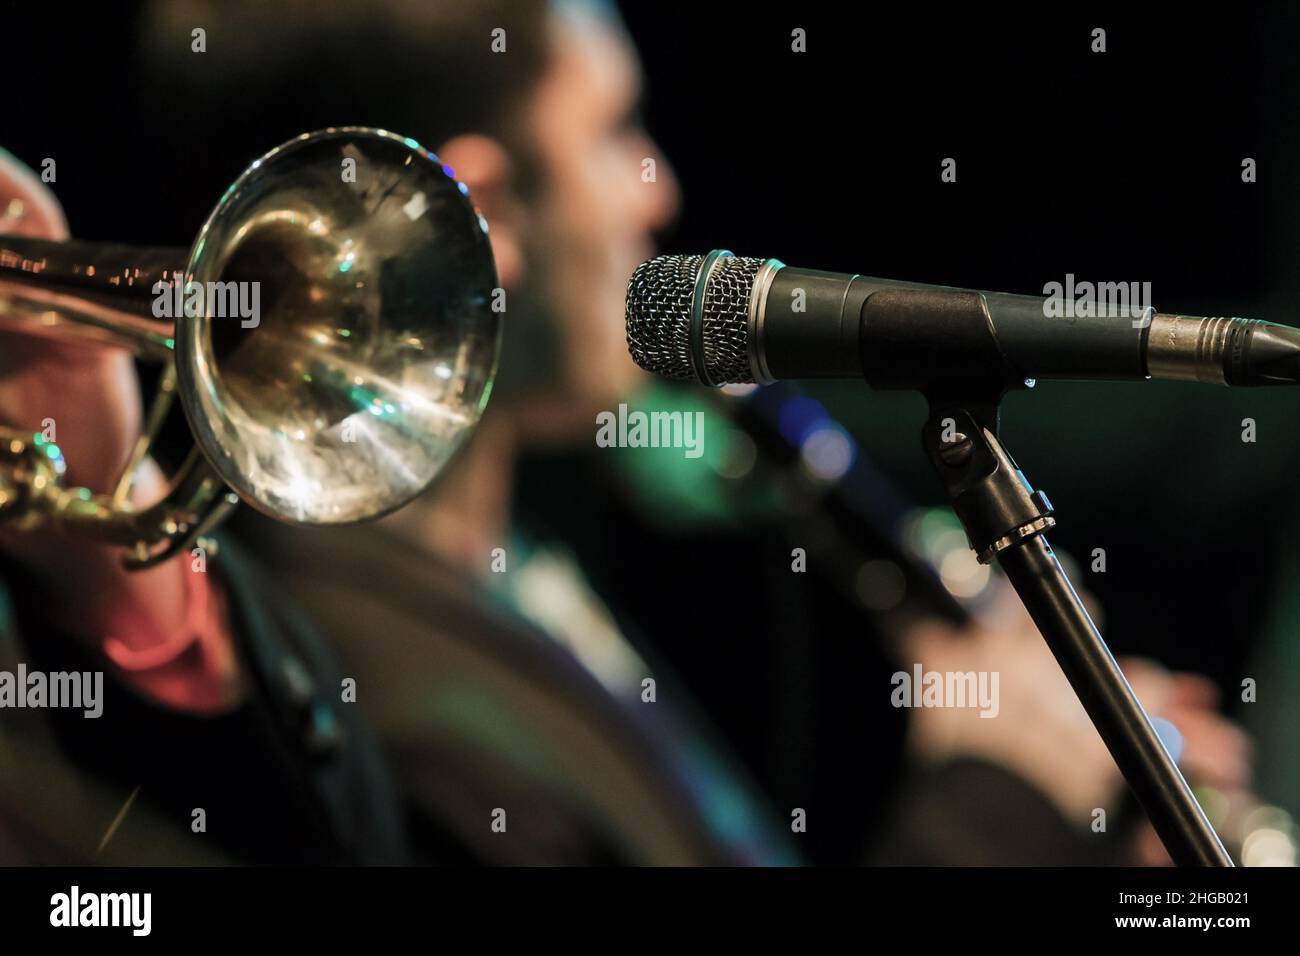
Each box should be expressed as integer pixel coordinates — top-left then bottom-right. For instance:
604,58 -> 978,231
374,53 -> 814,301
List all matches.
920,395 -> 1232,866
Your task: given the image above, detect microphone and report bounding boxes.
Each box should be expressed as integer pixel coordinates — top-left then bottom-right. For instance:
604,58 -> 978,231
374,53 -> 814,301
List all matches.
625,250 -> 1300,391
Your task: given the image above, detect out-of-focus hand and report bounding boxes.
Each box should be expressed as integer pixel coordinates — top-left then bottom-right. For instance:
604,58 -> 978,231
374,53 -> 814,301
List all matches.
901,585 -> 1119,823
0,149 -> 142,498
900,582 -> 1254,856
0,150 -> 242,713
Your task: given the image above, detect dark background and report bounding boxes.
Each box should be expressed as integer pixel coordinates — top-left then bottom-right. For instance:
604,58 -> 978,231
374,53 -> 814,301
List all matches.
6,2 -> 1300,847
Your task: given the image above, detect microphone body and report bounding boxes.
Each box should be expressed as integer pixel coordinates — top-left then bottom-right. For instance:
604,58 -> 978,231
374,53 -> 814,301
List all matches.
625,251 -> 1300,391
761,266 -> 1148,387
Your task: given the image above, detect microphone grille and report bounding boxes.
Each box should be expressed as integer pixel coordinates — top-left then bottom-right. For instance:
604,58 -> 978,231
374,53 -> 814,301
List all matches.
626,253 -> 765,384
626,254 -> 701,380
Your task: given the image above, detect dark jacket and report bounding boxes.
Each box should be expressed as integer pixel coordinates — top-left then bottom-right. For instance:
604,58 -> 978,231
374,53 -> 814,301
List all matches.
0,538 -> 406,865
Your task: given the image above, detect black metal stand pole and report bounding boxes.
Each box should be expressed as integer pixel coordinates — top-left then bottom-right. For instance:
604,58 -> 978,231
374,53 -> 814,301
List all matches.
922,402 -> 1232,867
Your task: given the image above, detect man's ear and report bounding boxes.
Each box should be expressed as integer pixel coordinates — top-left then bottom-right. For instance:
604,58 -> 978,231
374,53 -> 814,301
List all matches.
435,134 -> 525,287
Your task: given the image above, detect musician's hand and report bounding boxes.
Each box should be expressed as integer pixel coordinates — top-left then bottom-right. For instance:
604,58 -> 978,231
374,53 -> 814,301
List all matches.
0,149 -> 242,714
0,149 -> 143,495
900,584 -> 1254,859
901,586 -> 1120,823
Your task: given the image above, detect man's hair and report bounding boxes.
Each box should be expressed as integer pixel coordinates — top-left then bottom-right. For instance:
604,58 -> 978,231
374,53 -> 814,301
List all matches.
136,0 -> 552,237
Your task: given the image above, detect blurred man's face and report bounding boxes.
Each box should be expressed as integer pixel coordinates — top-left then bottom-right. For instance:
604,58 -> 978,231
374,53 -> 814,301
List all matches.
508,5 -> 680,437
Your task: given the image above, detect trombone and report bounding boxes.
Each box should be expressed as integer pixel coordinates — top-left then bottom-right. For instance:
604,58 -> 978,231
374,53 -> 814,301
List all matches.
0,128 -> 500,568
